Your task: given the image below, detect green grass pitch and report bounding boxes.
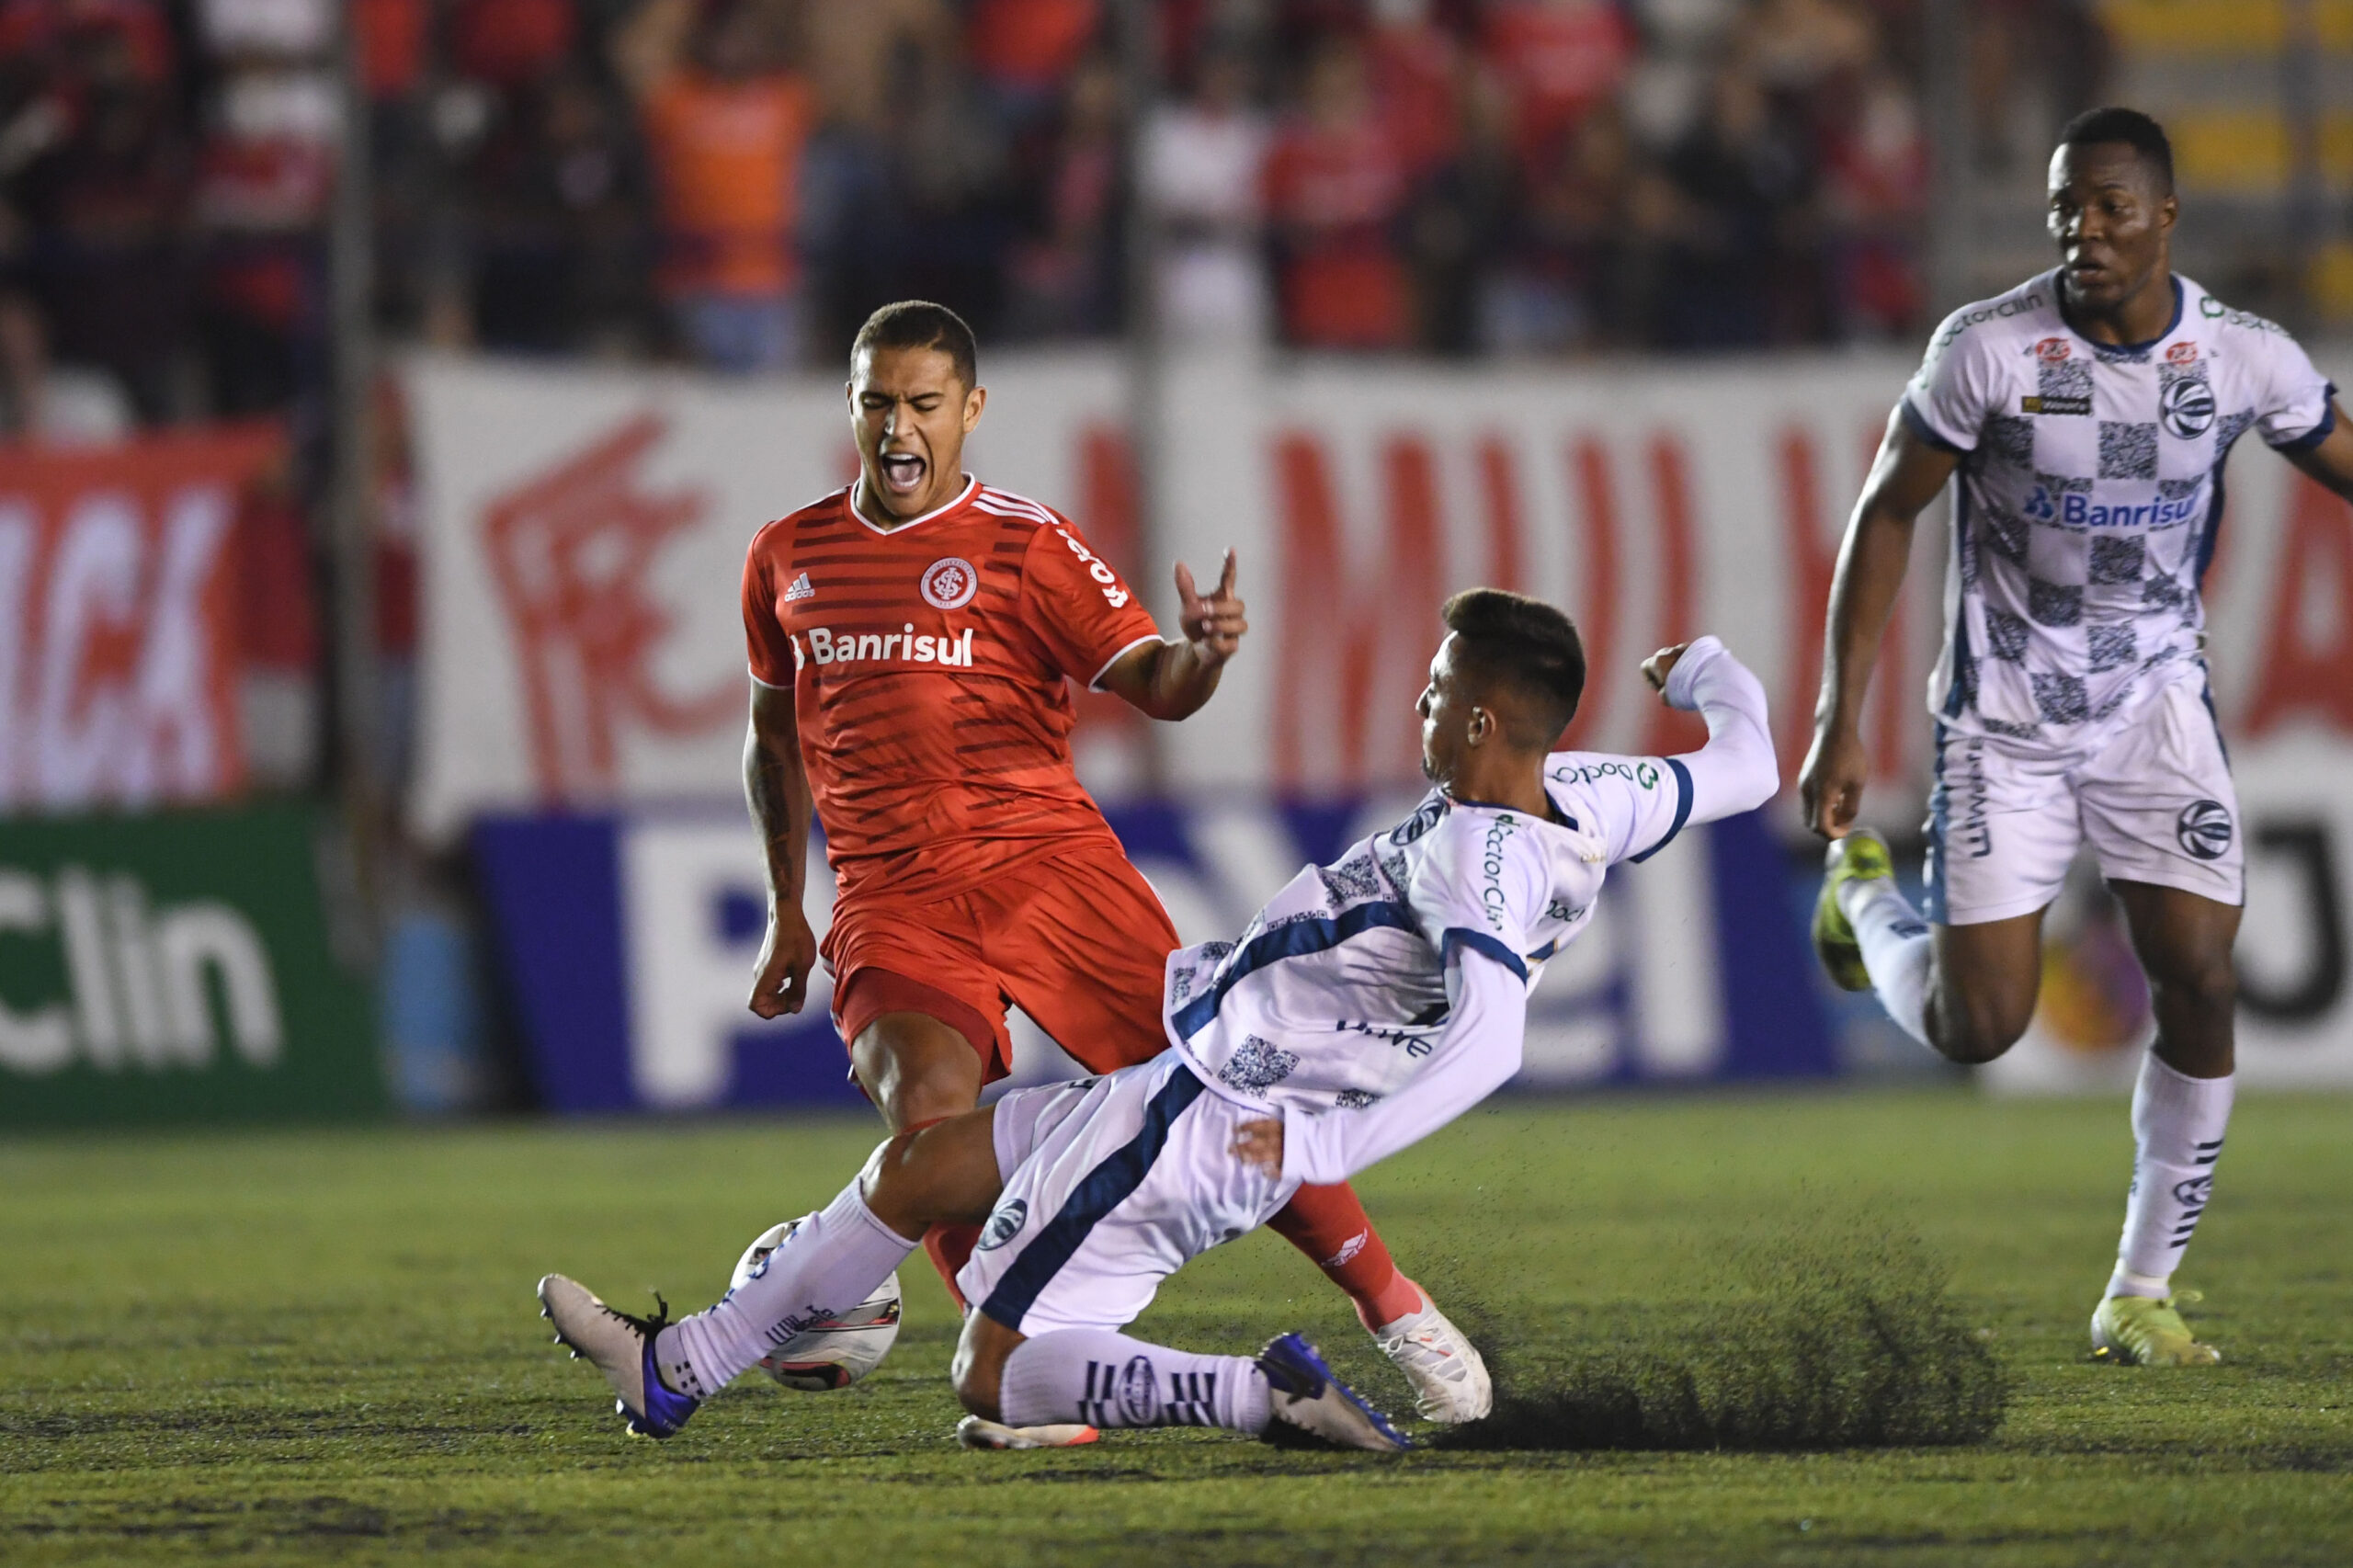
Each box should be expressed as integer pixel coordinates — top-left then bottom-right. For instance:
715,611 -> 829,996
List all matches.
5,1088 -> 2349,1566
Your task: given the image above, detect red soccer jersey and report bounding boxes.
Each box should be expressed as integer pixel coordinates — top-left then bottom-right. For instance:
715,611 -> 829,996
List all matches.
743,476 -> 1163,903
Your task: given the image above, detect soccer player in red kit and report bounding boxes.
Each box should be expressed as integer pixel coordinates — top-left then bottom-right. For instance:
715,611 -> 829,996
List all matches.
739,301 -> 1488,1424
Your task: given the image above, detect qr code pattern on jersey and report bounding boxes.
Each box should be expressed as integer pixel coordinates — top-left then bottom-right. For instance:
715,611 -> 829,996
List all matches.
2031,672 -> 2090,725
1216,1037 -> 1300,1094
2029,577 -> 2083,628
2089,535 -> 2145,585
1984,506 -> 2029,564
1984,606 -> 2030,662
1317,851 -> 1382,904
1984,414 -> 2035,468
1334,1089 -> 1383,1109
2098,421 -> 2159,480
2087,622 -> 2137,672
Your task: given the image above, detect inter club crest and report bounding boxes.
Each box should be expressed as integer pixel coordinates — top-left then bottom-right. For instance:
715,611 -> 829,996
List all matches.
920,556 -> 980,610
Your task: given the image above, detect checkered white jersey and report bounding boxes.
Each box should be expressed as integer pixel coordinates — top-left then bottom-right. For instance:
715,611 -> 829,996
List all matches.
1903,268 -> 2334,751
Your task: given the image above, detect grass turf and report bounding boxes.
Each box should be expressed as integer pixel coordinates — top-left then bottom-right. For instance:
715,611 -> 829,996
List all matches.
3,1088 -> 2349,1566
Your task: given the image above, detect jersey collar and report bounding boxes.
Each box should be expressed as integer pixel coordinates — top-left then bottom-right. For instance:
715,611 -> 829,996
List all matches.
847,473 -> 978,536
2055,271 -> 2184,357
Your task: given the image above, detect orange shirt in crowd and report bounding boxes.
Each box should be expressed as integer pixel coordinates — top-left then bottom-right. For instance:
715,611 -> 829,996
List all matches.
642,71 -> 815,298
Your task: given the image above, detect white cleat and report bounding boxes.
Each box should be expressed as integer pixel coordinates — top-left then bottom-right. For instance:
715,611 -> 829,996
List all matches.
536,1273 -> 701,1438
955,1415 -> 1102,1450
1372,1288 -> 1492,1423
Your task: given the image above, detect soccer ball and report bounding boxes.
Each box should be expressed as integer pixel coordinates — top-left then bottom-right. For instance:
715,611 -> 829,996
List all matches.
728,1217 -> 903,1392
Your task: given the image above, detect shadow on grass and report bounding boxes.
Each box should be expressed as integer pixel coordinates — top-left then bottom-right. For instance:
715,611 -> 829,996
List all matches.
1430,1229 -> 2008,1451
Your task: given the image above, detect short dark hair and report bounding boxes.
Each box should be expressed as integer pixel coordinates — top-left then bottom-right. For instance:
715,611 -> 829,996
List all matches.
2058,107 -> 2174,194
1440,587 -> 1586,747
852,301 -> 979,389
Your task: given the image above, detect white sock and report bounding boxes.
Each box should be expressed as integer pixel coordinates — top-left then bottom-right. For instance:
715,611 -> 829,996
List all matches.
654,1183 -> 918,1398
999,1330 -> 1270,1434
2106,1052 -> 2234,1301
1838,874 -> 1933,1048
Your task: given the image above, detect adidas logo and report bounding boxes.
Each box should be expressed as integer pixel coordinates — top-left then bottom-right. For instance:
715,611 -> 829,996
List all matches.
784,572 -> 815,603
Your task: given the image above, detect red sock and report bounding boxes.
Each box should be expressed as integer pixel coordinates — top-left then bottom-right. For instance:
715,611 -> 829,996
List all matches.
924,1223 -> 980,1312
1267,1183 -> 1423,1331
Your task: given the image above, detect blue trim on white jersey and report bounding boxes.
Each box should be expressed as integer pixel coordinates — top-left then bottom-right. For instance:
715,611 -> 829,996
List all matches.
1940,486 -> 1974,720
1628,757 -> 1695,864
2274,386 -> 2337,452
1170,902 -> 1419,1040
1900,396 -> 1964,454
977,1065 -> 1207,1332
1442,927 -> 1529,982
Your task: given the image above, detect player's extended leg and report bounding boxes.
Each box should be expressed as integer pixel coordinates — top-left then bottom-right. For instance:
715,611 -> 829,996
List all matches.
539,1108 -> 1004,1437
2089,880 -> 2238,1366
950,1305 -> 1407,1453
1814,829 -> 2045,1062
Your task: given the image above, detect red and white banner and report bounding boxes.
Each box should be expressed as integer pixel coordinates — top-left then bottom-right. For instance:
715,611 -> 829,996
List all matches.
407,347 -> 2353,830
0,425 -> 284,812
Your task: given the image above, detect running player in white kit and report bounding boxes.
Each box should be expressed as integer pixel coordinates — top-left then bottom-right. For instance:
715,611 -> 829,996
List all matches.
539,589 -> 1778,1449
1800,109 -> 2353,1366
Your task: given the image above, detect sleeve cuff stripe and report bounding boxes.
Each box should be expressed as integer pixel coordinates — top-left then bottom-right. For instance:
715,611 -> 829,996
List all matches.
1629,756 -> 1695,864
1899,397 -> 1968,454
1089,634 -> 1165,691
1443,927 -> 1528,982
2272,389 -> 2337,452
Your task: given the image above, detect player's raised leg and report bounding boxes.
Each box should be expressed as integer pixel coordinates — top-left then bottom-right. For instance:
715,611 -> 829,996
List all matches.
1813,828 -> 2045,1063
2091,880 -> 2237,1366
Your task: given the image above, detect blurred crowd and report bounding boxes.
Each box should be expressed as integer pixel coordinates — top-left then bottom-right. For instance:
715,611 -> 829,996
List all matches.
0,0 -> 1994,436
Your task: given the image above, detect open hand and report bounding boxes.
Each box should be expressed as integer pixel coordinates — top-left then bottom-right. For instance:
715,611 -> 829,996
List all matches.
1230,1117 -> 1283,1177
1175,551 -> 1246,667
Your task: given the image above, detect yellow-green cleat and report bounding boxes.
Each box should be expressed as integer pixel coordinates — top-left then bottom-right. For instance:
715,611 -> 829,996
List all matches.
1812,830 -> 1895,993
2091,1291 -> 2221,1366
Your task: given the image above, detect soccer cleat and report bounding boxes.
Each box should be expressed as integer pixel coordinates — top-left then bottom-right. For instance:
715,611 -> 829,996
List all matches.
1813,829 -> 1895,992
1256,1332 -> 1411,1452
955,1415 -> 1102,1450
537,1274 -> 703,1437
1371,1288 -> 1492,1423
2091,1291 -> 2222,1367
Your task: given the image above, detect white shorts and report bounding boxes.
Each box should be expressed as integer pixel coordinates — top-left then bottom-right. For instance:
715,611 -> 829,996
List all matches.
1926,673 -> 2243,926
957,1053 -> 1298,1337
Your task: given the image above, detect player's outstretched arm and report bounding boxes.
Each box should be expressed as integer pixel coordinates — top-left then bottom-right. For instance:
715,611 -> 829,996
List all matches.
1644,636 -> 1778,824
745,681 -> 819,1017
2283,397 -> 2353,503
1097,551 -> 1246,721
1278,948 -> 1528,1187
1799,408 -> 1959,840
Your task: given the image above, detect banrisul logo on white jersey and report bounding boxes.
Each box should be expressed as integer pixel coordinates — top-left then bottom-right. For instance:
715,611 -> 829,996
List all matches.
0,805 -> 381,1126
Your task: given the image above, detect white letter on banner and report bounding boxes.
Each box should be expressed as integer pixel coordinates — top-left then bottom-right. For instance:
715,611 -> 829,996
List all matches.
34,494 -> 141,808
619,817 -> 837,1109
54,864 -> 121,1068
155,903 -> 284,1067
126,486 -> 232,804
1625,825 -> 1726,1076
0,504 -> 36,811
0,869 -> 71,1074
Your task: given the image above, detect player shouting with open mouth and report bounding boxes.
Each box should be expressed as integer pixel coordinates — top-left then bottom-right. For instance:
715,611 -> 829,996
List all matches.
728,301 -> 1483,1424
540,590 -> 1778,1449
1801,109 -> 2353,1366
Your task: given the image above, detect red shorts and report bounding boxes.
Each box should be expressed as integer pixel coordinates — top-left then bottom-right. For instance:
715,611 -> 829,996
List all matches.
824,843 -> 1179,1084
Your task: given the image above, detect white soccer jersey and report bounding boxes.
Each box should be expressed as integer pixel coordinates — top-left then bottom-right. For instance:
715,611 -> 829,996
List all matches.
1161,638 -> 1775,1186
1904,269 -> 2335,749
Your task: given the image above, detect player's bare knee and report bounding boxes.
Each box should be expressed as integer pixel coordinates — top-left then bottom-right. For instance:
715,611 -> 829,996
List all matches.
1927,992 -> 2029,1064
2153,951 -> 2237,1025
856,1130 -> 929,1234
